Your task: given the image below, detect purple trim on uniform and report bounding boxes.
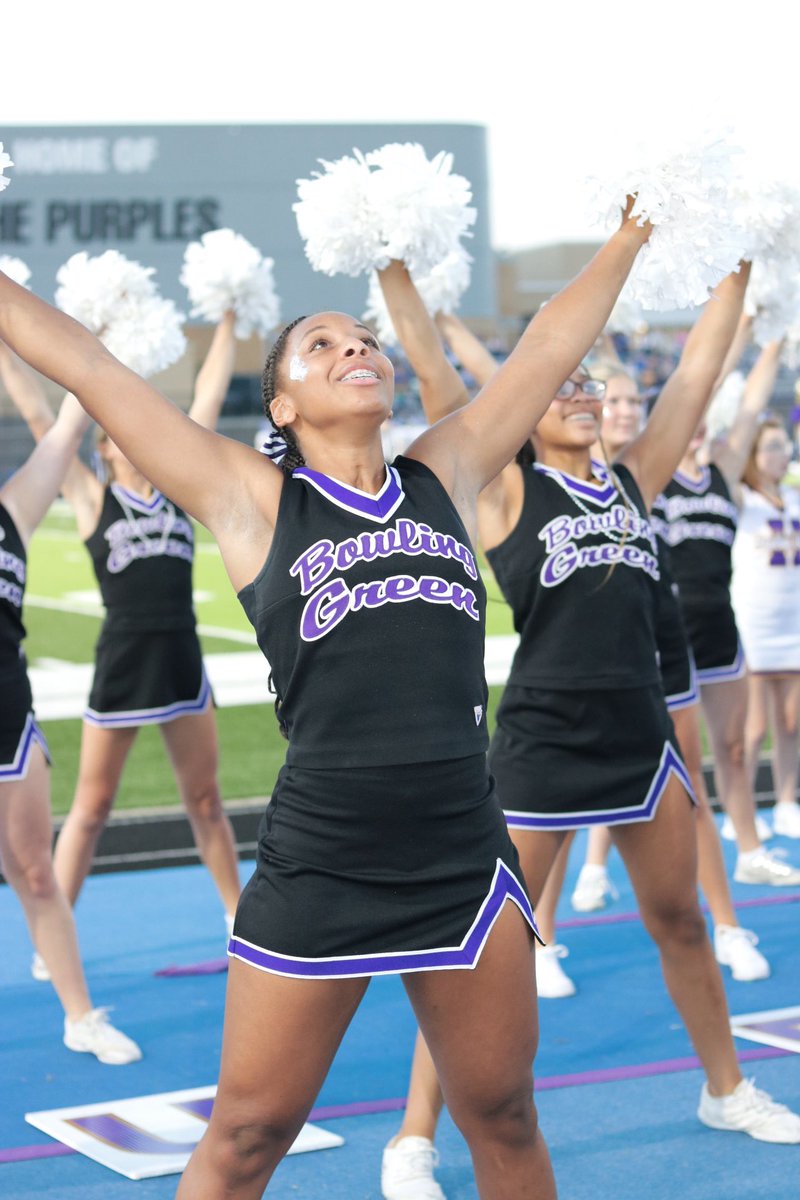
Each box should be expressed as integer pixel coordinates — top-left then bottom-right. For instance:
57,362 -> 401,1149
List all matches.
0,713 -> 50,781
534,462 -> 618,507
227,859 -> 539,980
110,483 -> 166,514
665,651 -> 699,711
83,672 -> 211,729
695,639 -> 747,686
155,957 -> 228,977
292,464 -> 405,525
504,742 -> 696,832
671,466 -> 711,494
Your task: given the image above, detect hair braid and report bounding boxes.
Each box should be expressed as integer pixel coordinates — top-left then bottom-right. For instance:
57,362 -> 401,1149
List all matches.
261,315 -> 309,473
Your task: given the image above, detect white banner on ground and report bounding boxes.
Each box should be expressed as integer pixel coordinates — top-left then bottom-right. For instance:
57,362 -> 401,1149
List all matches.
730,1005 -> 800,1054
26,1084 -> 343,1180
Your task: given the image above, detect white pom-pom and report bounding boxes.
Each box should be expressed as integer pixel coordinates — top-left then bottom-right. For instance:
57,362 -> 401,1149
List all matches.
745,260 -> 800,346
0,143 -> 12,192
180,228 -> 281,338
706,370 -> 745,439
294,151 -> 386,276
294,143 -> 475,279
735,181 -> 800,347
55,250 -> 186,377
362,248 -> 473,346
0,256 -> 31,289
586,133 -> 747,310
365,143 -> 476,278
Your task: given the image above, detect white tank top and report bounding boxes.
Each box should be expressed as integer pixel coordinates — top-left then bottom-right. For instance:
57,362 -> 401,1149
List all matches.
731,484 -> 800,671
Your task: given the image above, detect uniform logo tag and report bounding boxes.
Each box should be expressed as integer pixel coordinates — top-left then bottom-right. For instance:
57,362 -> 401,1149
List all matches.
474,705 -> 483,726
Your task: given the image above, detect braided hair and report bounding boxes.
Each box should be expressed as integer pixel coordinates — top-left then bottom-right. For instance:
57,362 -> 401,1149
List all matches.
260,315 -> 309,473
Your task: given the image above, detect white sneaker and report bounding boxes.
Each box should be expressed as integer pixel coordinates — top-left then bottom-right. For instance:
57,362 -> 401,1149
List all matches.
720,813 -> 772,842
64,1007 -> 142,1065
713,924 -> 771,981
536,944 -> 576,998
772,802 -> 800,838
570,865 -> 618,912
734,847 -> 800,886
31,951 -> 51,982
381,1136 -> 445,1200
698,1078 -> 800,1142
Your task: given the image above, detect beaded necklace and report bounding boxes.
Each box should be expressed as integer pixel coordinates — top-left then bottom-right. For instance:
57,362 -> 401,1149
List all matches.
537,461 -> 638,544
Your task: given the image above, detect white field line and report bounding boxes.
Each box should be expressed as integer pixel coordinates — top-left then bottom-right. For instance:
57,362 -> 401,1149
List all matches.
29,637 -> 520,721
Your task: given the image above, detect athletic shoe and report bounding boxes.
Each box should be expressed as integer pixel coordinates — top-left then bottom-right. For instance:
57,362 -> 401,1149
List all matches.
64,1008 -> 142,1065
720,813 -> 772,842
381,1136 -> 445,1200
570,864 -> 618,912
698,1078 -> 800,1143
31,951 -> 51,982
772,802 -> 800,839
536,944 -> 576,998
734,847 -> 800,886
713,924 -> 770,981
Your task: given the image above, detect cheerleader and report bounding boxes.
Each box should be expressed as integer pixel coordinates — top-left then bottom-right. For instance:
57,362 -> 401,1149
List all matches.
732,408 -> 800,838
0,387 -> 140,1063
375,259 -> 799,1200
0,209 -> 659,1198
0,315 -> 242,978
662,338 -> 800,884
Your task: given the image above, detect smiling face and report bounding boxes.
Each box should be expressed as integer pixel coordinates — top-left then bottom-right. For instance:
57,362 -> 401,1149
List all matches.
270,313 -> 394,442
600,373 -> 643,455
533,367 -> 604,454
753,420 -> 792,486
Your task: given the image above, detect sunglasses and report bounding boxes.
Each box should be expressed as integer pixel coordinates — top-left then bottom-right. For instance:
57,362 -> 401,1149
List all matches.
555,378 -> 606,401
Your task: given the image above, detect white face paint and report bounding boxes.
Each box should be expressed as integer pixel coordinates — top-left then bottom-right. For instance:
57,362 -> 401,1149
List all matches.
288,354 -> 309,383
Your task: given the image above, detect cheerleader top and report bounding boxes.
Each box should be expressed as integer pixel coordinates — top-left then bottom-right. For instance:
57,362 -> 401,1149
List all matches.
657,463 -> 738,611
0,501 -> 27,676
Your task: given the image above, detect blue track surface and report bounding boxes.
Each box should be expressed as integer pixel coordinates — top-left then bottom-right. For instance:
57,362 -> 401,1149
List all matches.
1,823 -> 799,1198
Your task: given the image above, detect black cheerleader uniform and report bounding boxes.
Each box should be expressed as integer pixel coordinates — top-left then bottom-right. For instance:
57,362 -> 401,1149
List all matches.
650,513 -> 699,711
229,456 -> 538,979
657,464 -> 744,684
84,483 -> 210,727
0,502 -> 50,780
486,461 -> 694,831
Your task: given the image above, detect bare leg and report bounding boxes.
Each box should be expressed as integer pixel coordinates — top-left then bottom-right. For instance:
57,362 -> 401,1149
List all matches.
161,706 -> 241,916
53,723 -> 138,906
535,831 -> 575,944
766,676 -> 800,811
393,830 -> 569,1153
176,962 -> 369,1199
404,902 -> 557,1200
611,776 -> 741,1096
583,824 -> 612,867
744,674 -> 769,795
671,704 -> 737,928
700,677 -> 761,852
0,748 -> 93,1020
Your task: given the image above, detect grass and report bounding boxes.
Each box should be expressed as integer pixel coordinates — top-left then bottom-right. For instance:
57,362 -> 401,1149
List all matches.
25,505 -> 516,814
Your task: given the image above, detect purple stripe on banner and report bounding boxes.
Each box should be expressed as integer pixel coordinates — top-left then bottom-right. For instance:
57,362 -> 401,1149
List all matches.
155,958 -> 229,977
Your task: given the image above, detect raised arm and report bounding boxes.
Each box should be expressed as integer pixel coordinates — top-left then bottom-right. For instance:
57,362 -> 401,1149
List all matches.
410,213 -> 650,497
0,393 -> 92,546
375,262 -> 469,422
435,312 -> 499,389
712,311 -> 753,395
0,340 -> 102,536
0,272 -> 281,559
618,263 -> 751,510
187,310 -> 237,430
714,337 -> 784,499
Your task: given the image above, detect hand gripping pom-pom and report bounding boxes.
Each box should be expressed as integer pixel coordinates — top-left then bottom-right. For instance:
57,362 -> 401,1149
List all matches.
0,143 -> 12,192
294,143 -> 475,279
585,133 -> 747,310
55,250 -> 186,377
180,229 -> 281,338
363,247 -> 473,346
0,256 -> 31,289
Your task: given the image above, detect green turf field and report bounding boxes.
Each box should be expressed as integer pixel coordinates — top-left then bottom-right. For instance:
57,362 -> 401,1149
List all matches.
25,504 -> 514,814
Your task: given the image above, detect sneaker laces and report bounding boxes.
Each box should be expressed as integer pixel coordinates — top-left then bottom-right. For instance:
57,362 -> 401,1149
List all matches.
398,1142 -> 440,1177
737,1079 -> 791,1126
722,926 -> 760,948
